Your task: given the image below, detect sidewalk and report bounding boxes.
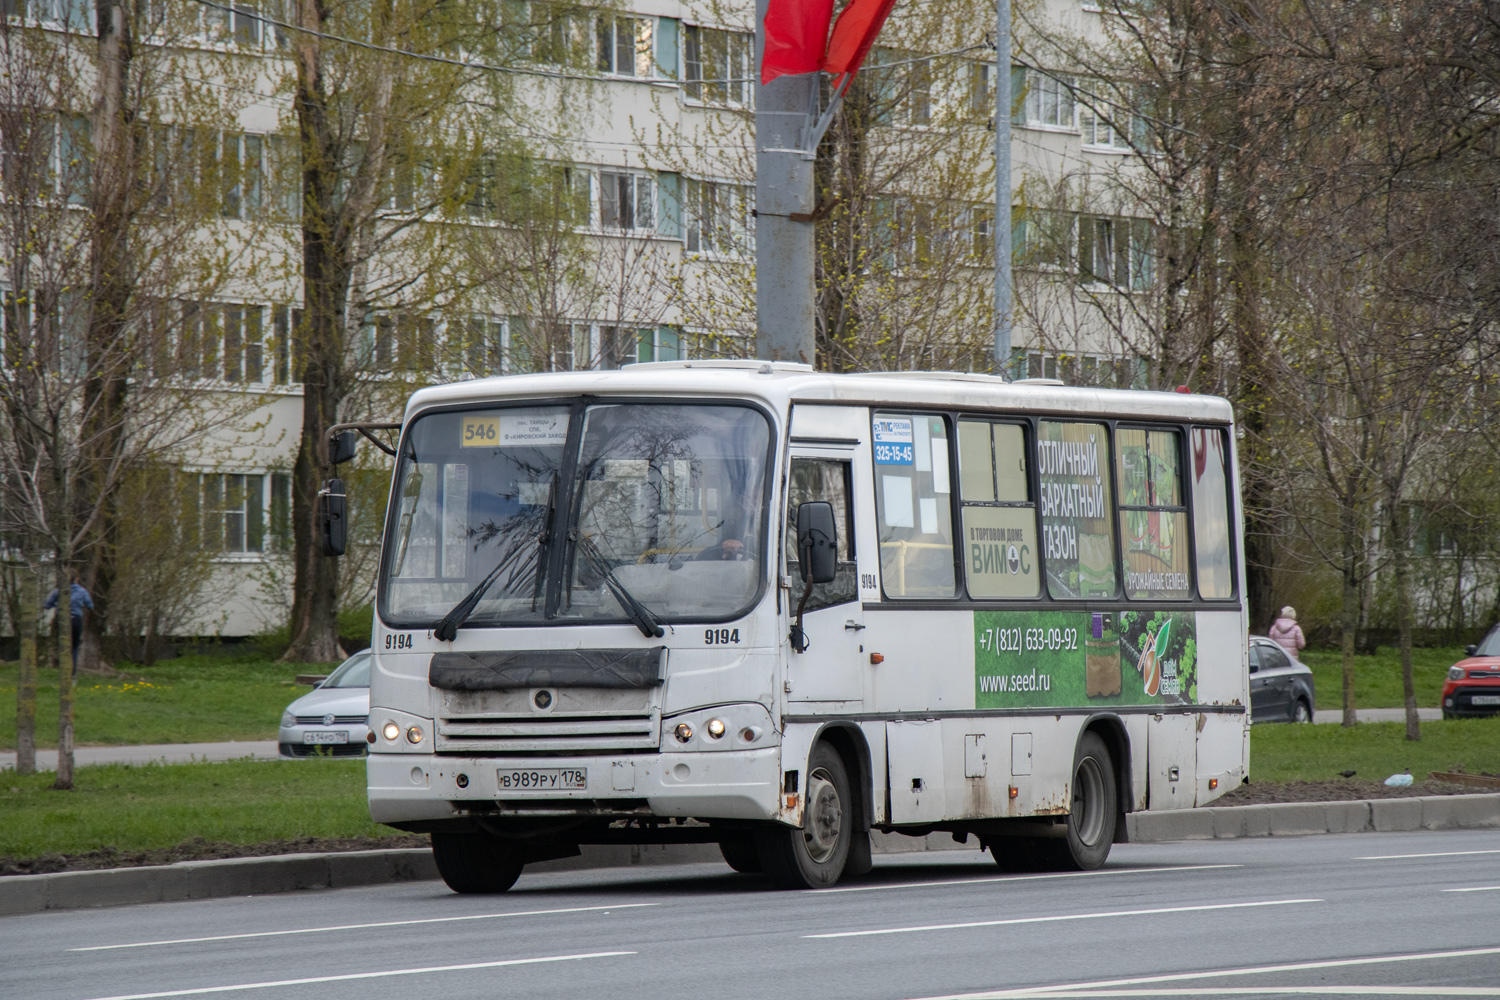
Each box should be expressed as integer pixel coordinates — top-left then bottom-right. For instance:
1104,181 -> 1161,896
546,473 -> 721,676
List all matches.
1312,707 -> 1442,724
0,740 -> 281,772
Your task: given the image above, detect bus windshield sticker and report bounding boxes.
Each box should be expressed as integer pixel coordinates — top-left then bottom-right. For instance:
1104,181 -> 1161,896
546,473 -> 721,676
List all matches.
975,610 -> 1198,708
881,475 -> 914,527
872,416 -> 914,465
498,411 -> 568,447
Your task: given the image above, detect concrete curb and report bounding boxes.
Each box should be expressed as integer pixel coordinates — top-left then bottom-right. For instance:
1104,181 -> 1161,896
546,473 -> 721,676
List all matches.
1126,792 -> 1500,842
4,793 -> 1497,917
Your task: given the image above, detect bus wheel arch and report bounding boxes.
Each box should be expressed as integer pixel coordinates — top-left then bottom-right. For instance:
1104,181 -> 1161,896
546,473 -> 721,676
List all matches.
1079,714 -> 1133,845
758,725 -> 871,887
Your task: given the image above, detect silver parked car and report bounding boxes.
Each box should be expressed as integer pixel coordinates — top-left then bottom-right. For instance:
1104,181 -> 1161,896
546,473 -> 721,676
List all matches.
1248,636 -> 1316,723
278,651 -> 371,757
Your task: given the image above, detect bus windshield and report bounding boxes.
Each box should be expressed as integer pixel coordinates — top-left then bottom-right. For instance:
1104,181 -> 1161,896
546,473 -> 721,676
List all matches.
379,401 -> 772,628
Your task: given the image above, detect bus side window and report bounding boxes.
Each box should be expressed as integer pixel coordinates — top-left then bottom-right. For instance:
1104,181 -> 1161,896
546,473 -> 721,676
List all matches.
872,412 -> 956,599
1116,427 -> 1192,600
786,458 -> 857,611
958,420 -> 1039,599
1036,420 -> 1117,600
1191,426 -> 1234,599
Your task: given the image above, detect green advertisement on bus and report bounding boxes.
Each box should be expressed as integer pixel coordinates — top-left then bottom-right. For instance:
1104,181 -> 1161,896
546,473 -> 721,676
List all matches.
974,609 -> 1198,709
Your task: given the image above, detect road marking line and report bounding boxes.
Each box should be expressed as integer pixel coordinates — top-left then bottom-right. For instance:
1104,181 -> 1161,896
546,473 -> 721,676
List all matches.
76,951 -> 636,1000
905,944 -> 1500,999
1443,886 -> 1500,893
70,903 -> 657,952
1356,849 -> 1500,860
982,990 -> 1500,996
805,898 -> 1320,939
812,864 -> 1241,894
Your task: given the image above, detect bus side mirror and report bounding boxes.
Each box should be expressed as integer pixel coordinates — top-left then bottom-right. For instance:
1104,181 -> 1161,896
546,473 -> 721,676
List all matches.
796,501 -> 838,584
329,430 -> 357,466
318,478 -> 347,556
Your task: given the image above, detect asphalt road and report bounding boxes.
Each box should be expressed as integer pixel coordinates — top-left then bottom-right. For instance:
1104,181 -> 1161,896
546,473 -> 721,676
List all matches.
3,830 -> 1499,1000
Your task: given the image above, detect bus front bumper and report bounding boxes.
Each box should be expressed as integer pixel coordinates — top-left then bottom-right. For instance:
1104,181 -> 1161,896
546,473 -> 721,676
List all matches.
367,747 -> 784,826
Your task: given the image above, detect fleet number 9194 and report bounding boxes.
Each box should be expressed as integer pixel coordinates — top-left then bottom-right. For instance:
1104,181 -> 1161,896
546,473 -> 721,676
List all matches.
384,633 -> 414,650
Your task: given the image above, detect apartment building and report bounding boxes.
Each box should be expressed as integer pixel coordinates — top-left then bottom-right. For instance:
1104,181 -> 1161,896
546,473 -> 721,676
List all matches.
3,0 -> 1159,638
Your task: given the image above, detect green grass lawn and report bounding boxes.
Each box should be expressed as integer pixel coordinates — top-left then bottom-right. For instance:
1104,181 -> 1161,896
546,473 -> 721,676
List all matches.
1250,717 -> 1500,783
1298,645 -> 1464,712
0,653 -> 332,750
0,759 -> 398,859
3,718 -> 1496,865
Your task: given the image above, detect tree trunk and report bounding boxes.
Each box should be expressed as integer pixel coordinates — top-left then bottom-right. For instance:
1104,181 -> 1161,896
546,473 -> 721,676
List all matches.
282,2 -> 346,663
1339,510 -> 1360,728
53,561 -> 75,789
1393,503 -> 1419,741
81,0 -> 133,677
14,566 -> 37,776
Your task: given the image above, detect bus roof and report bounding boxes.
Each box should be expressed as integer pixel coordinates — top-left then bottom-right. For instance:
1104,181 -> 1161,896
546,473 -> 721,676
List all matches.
401,361 -> 1235,426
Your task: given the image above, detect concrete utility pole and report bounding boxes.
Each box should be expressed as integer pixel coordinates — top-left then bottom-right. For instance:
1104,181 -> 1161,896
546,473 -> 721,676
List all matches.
754,0 -> 817,364
993,0 -> 1012,374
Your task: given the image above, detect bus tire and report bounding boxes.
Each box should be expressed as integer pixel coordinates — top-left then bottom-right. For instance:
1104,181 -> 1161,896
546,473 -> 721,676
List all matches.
1054,732 -> 1117,871
431,831 -> 524,894
757,742 -> 851,889
718,836 -> 762,873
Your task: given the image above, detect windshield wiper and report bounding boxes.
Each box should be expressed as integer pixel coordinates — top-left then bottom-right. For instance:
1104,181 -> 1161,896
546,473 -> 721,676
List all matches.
433,560 -> 509,642
572,531 -> 665,638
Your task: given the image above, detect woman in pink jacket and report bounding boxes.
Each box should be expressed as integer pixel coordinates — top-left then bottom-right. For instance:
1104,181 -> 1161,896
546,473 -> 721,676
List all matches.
1268,606 -> 1306,658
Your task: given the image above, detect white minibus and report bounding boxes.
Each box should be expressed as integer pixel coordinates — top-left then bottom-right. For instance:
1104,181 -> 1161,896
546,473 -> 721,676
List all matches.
355,361 -> 1247,891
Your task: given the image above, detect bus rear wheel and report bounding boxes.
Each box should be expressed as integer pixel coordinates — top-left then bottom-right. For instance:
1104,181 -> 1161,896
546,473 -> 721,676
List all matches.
757,743 -> 851,889
431,830 -> 525,894
1053,732 -> 1117,871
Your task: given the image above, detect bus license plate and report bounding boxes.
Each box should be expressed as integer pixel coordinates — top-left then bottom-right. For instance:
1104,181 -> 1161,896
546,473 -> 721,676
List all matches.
1471,696 -> 1500,705
498,768 -> 587,790
303,731 -> 348,744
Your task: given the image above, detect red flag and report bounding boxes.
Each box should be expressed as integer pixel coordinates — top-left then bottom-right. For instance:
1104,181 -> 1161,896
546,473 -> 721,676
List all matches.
821,0 -> 898,86
761,0 -> 836,85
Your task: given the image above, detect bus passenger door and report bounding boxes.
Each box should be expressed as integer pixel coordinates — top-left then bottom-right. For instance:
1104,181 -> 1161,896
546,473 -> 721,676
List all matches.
785,453 -> 866,704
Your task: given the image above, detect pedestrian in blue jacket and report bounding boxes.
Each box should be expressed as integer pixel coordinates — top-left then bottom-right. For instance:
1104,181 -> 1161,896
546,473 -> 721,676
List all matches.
45,576 -> 95,670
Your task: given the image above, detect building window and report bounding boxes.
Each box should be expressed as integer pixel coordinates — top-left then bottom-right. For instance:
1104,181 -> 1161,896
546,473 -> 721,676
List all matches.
1021,69 -> 1075,129
634,325 -> 683,363
370,311 -> 436,373
1079,216 -> 1154,290
684,24 -> 752,105
269,472 -> 293,553
685,178 -> 752,255
1078,80 -> 1133,150
597,15 -> 653,77
599,170 -> 654,231
871,50 -> 932,127
198,473 -> 265,554
461,314 -> 506,375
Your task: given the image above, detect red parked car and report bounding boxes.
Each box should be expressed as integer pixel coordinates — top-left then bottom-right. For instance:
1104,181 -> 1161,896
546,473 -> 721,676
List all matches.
1442,626 -> 1500,719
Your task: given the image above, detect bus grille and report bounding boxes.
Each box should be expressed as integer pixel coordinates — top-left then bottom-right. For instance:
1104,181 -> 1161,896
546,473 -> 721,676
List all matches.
435,711 -> 660,754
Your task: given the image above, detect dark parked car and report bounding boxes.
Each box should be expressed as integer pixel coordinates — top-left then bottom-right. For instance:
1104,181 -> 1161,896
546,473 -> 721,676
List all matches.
1442,626 -> 1500,719
1248,636 -> 1315,723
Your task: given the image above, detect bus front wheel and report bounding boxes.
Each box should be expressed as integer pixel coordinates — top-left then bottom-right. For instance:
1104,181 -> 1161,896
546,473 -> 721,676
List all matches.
1054,732 -> 1117,871
758,743 -> 852,889
431,830 -> 524,894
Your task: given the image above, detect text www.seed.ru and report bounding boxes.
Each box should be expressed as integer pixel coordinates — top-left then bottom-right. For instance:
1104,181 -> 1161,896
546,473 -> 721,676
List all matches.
979,671 -> 1052,693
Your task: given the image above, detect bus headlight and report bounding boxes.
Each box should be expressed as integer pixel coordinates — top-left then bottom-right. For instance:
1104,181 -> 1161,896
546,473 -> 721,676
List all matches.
664,705 -> 778,752
382,721 -> 401,741
406,725 -> 424,744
